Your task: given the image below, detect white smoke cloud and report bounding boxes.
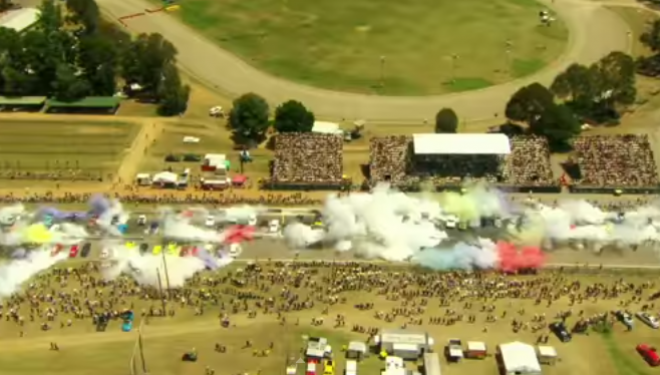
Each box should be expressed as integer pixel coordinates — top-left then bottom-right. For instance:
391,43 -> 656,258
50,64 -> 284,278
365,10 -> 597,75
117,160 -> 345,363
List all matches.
0,249 -> 68,298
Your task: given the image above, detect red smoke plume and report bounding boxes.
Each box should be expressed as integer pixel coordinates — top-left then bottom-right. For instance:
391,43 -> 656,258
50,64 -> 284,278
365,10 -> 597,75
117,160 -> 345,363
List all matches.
496,241 -> 546,273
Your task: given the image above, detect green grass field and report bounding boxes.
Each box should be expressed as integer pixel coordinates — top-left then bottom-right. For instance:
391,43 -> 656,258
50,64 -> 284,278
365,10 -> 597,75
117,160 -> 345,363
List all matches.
0,120 -> 138,183
141,122 -> 272,180
172,0 -> 568,95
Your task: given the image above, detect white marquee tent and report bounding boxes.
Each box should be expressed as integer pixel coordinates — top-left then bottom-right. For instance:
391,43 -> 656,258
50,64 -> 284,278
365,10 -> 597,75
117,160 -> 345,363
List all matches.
498,341 -> 542,375
412,133 -> 511,155
0,8 -> 40,32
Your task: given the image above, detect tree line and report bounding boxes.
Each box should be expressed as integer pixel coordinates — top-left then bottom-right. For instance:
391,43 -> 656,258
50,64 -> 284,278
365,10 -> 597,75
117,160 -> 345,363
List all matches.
0,0 -> 189,115
227,19 -> 660,150
226,50 -> 634,150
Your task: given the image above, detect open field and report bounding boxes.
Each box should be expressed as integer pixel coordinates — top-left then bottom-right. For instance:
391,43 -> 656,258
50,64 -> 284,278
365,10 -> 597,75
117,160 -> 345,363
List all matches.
140,121 -> 440,184
0,120 -> 139,187
1,261 -> 659,375
169,0 -> 568,95
139,122 -> 272,182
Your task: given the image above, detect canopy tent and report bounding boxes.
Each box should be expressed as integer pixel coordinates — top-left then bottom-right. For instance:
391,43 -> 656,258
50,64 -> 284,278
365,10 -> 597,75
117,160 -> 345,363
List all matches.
0,96 -> 46,106
412,133 -> 511,155
153,171 -> 178,183
232,174 -> 248,185
312,121 -> 342,135
498,342 -> 542,375
0,8 -> 40,32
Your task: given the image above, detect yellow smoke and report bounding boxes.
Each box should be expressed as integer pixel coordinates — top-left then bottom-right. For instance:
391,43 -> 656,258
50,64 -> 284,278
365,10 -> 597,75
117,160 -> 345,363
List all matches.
23,223 -> 53,244
439,190 -> 479,221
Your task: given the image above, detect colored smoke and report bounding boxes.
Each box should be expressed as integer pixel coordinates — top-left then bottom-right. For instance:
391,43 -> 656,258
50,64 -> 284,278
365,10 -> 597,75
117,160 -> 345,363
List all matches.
0,249 -> 68,298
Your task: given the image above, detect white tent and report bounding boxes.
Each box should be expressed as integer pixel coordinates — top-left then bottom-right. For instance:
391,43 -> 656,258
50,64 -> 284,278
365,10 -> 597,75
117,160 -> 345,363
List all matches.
412,133 -> 511,155
498,342 -> 542,375
312,121 -> 343,135
0,8 -> 40,32
152,171 -> 178,183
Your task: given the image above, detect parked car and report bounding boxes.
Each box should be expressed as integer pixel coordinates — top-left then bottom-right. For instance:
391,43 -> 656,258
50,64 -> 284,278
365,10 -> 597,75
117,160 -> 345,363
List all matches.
445,339 -> 464,361
549,322 -> 572,342
306,362 -> 316,375
616,310 -> 634,326
636,312 -> 660,329
637,344 -> 660,366
323,359 -> 335,375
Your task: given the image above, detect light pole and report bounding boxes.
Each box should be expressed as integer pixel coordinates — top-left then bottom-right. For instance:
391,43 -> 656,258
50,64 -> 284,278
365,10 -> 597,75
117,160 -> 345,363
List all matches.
505,40 -> 513,75
379,55 -> 386,87
450,54 -> 459,83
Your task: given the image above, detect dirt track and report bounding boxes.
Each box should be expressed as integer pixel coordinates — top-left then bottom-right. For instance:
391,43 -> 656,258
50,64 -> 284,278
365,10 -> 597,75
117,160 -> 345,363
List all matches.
96,0 -> 632,122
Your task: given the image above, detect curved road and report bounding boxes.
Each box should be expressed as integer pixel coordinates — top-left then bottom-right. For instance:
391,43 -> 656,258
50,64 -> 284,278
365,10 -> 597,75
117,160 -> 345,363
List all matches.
97,0 -> 631,121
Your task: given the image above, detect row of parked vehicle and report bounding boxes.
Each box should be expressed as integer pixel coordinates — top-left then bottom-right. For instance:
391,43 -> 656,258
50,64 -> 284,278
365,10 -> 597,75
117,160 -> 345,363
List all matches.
548,311 -> 660,367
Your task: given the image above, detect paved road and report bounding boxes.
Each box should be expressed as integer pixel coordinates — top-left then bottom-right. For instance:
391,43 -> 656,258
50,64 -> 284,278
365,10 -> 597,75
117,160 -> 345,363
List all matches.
96,0 -> 631,122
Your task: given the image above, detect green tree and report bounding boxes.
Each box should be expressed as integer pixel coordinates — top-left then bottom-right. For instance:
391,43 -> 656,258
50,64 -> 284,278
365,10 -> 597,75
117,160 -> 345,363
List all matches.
636,20 -> 660,76
594,51 -> 636,108
78,35 -> 118,95
505,83 -> 555,123
553,52 -> 635,122
530,104 -> 580,151
550,63 -> 596,109
228,93 -> 270,144
273,100 -> 314,133
66,0 -> 100,34
641,19 -> 660,51
157,64 -> 190,116
36,0 -> 63,33
121,33 -> 177,94
0,0 -> 11,12
434,108 -> 459,133
53,63 -> 90,101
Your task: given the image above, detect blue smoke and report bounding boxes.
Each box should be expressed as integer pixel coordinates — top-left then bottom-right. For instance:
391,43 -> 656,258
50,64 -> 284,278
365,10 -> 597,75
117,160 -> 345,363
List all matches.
412,242 -> 498,270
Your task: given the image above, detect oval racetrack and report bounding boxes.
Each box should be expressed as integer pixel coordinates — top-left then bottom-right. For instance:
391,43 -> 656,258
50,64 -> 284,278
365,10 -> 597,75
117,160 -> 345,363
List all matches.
97,0 -> 633,122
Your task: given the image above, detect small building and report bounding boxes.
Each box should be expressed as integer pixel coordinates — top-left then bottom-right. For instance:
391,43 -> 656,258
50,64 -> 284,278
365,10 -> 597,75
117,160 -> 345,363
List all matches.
422,353 -> 442,375
0,96 -> 46,112
497,342 -> 542,375
537,346 -> 557,365
312,121 -> 343,136
465,341 -> 487,359
0,8 -> 40,32
45,96 -> 121,114
306,337 -> 331,362
376,329 -> 433,360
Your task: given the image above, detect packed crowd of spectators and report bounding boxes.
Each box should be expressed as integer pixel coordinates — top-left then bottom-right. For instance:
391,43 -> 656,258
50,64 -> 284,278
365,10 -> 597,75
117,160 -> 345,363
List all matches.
0,170 -> 106,182
0,192 -> 323,206
368,136 -> 507,186
573,135 -> 660,187
369,136 -> 412,185
503,136 -> 555,186
412,154 -> 504,184
271,133 -> 343,185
